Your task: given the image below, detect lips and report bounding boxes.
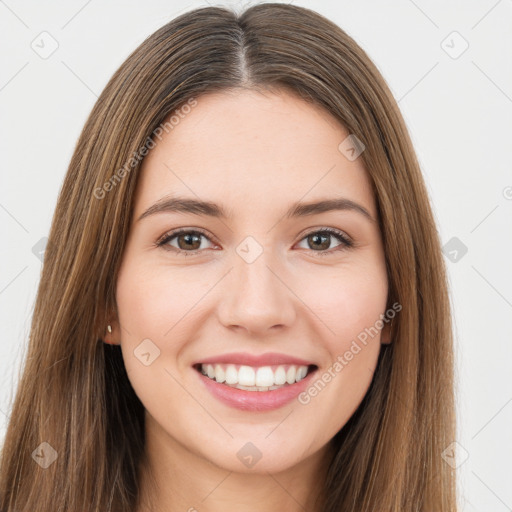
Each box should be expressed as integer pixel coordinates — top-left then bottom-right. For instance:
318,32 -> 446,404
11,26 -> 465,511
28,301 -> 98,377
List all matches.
195,363 -> 318,411
191,352 -> 319,411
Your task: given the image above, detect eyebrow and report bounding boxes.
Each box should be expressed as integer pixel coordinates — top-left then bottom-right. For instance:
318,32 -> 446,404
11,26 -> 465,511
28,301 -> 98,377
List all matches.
137,195 -> 375,223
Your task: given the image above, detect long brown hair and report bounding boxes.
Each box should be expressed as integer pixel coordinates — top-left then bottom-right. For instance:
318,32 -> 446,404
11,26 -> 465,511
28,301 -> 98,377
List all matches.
0,4 -> 457,511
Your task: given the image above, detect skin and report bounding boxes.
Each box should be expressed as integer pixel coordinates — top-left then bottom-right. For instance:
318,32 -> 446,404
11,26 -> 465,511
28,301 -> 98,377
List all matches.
104,88 -> 391,512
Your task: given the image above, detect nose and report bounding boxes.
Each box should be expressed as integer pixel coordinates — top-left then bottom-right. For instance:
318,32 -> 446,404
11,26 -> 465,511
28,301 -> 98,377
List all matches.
216,247 -> 296,335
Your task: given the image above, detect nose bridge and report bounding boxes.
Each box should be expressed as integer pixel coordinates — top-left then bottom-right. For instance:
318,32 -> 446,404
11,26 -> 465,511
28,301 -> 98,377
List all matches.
217,236 -> 296,332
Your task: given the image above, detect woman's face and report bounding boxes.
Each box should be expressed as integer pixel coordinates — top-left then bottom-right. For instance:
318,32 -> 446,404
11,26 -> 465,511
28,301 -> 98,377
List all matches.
113,89 -> 390,474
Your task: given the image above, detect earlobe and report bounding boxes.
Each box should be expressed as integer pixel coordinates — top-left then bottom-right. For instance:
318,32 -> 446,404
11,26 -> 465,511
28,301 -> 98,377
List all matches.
103,321 -> 121,345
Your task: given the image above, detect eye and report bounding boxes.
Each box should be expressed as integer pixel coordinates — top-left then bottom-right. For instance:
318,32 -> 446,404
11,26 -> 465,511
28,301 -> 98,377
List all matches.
156,228 -> 216,255
156,227 -> 353,256
295,228 -> 353,256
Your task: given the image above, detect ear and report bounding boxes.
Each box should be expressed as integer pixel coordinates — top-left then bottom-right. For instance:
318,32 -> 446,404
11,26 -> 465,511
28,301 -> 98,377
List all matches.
103,319 -> 121,346
380,320 -> 392,345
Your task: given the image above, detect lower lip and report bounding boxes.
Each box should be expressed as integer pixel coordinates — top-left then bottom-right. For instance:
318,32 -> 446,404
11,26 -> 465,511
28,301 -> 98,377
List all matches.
194,366 -> 318,411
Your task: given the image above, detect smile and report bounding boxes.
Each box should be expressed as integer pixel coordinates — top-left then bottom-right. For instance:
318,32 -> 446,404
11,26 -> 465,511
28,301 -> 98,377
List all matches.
193,362 -> 319,411
195,363 -> 315,391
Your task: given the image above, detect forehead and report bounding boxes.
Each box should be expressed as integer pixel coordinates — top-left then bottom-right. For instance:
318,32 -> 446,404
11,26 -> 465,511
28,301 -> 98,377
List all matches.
134,89 -> 376,221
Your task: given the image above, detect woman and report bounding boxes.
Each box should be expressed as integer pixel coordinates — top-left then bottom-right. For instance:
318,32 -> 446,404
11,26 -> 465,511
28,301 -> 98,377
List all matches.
0,3 -> 457,511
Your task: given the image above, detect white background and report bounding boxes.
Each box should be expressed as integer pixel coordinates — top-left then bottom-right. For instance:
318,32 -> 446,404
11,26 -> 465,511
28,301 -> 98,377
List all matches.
1,1 -> 511,510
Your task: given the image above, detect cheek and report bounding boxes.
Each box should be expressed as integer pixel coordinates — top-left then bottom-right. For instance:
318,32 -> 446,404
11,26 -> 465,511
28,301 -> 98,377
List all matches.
116,263 -> 204,337
115,263 -> 216,390
293,265 -> 387,428
114,264 -> 196,418
297,262 -> 388,345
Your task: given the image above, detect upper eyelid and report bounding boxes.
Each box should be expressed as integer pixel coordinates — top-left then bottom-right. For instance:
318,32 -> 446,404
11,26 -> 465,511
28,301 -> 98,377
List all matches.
157,227 -> 217,247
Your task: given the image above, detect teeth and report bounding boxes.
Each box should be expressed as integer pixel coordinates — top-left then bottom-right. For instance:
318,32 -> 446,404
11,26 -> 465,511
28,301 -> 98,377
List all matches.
286,366 -> 296,384
274,366 -> 286,385
256,366 -> 274,387
239,365 -> 256,386
199,363 -> 311,389
214,364 -> 225,383
225,365 -> 238,385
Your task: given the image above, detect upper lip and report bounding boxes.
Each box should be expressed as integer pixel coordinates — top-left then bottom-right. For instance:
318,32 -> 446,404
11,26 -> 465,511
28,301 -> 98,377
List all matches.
193,352 -> 317,368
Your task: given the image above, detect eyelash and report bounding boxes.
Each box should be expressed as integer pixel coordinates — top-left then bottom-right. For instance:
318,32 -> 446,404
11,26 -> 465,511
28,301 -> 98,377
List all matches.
155,227 -> 354,257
